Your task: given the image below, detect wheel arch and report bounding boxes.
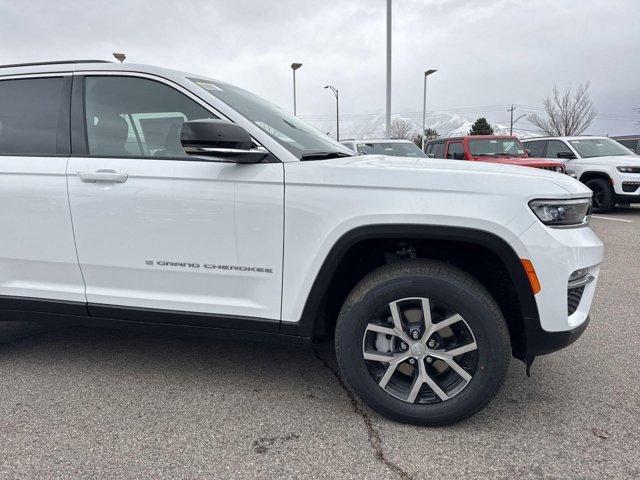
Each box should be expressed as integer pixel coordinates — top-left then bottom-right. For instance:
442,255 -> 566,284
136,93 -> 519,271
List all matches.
281,224 -> 539,360
579,170 -> 613,184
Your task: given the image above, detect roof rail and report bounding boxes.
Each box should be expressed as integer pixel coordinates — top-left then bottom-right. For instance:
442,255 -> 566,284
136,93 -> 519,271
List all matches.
0,59 -> 112,69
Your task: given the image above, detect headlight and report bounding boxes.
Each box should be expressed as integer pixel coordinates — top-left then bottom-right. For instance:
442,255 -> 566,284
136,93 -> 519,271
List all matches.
617,166 -> 640,173
529,198 -> 591,227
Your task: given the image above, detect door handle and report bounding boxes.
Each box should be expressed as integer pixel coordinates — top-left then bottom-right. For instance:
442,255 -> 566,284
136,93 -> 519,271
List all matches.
78,171 -> 128,183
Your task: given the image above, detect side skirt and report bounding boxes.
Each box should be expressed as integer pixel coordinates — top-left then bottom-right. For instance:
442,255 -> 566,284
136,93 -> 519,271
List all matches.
0,296 -> 311,347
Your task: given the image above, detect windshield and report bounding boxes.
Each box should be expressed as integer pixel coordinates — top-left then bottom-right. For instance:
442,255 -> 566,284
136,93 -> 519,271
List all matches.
568,138 -> 635,158
468,138 -> 525,157
356,142 -> 427,158
189,78 -> 351,159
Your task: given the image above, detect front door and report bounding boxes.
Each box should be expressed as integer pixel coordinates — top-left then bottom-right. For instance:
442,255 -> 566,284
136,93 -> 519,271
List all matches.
66,74 -> 284,325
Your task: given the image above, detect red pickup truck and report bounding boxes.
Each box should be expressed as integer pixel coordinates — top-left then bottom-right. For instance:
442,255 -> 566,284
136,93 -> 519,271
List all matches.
425,135 -> 567,173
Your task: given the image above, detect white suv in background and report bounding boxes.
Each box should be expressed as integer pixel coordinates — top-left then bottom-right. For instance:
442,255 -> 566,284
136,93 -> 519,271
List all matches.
341,138 -> 428,158
522,136 -> 640,213
0,60 -> 603,425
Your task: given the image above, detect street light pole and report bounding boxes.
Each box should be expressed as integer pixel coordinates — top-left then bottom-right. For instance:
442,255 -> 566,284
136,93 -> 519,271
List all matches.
324,85 -> 340,141
421,69 -> 437,151
385,0 -> 392,138
291,63 -> 302,115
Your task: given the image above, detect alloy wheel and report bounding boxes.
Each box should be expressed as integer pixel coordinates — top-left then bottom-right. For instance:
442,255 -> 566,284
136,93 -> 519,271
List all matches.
362,297 -> 478,404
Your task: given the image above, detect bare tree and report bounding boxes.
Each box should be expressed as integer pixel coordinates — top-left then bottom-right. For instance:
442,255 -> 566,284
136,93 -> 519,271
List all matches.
389,118 -> 414,139
528,82 -> 597,136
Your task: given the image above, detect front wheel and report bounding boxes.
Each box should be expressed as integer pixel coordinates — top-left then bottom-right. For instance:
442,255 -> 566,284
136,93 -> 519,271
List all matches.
586,178 -> 615,213
335,260 -> 510,426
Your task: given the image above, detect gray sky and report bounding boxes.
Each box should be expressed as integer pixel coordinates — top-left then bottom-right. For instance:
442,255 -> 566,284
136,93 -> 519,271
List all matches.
1,0 -> 638,135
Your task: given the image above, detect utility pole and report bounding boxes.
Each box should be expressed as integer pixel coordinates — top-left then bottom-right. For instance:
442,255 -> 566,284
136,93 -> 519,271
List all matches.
508,104 -> 516,136
385,0 -> 392,138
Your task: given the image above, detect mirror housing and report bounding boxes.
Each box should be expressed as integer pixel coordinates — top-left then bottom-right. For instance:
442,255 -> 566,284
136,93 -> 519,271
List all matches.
452,152 -> 465,160
181,119 -> 269,163
556,150 -> 576,160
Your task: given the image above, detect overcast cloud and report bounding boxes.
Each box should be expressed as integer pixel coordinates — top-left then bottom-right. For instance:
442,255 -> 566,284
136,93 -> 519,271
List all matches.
1,0 -> 638,135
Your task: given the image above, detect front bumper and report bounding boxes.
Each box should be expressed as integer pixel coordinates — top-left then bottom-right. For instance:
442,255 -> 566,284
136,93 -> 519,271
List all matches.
518,221 -> 603,350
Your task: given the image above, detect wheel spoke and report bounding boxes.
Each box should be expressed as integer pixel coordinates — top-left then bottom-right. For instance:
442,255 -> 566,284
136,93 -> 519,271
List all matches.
431,313 -> 463,333
423,369 -> 449,401
389,301 -> 411,343
363,351 -> 410,364
406,362 -> 425,403
363,351 -> 395,363
379,362 -> 400,388
441,357 -> 472,382
446,341 -> 478,358
365,324 -> 398,338
419,298 -> 433,335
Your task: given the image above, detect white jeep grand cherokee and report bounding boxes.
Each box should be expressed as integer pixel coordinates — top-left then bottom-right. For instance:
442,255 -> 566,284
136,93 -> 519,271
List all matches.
522,136 -> 640,213
0,60 -> 603,425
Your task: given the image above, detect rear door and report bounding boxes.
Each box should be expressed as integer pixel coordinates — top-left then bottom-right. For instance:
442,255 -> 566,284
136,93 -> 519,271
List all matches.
0,74 -> 86,308
66,73 -> 284,325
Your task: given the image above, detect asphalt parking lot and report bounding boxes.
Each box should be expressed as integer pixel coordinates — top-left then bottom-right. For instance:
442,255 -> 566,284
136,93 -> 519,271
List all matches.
1,208 -> 639,479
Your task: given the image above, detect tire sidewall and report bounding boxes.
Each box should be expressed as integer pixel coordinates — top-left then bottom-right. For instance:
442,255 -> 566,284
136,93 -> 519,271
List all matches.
586,178 -> 615,213
336,270 -> 509,425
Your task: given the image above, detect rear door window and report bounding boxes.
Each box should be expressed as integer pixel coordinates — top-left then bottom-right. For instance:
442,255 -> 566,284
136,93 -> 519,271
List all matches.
0,76 -> 70,155
546,140 -> 569,159
525,140 -> 547,158
446,142 -> 464,159
427,142 -> 445,158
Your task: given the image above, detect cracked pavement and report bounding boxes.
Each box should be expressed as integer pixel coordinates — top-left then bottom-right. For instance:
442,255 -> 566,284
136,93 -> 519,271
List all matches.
1,207 -> 639,479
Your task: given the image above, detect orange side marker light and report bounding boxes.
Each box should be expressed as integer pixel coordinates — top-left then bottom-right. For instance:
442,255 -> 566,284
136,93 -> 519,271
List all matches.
521,259 -> 541,295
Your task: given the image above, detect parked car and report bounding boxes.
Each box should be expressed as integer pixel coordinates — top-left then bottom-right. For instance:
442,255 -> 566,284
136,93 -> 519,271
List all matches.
612,135 -> 640,154
522,136 -> 640,213
0,60 -> 603,426
341,139 -> 428,158
425,135 -> 567,174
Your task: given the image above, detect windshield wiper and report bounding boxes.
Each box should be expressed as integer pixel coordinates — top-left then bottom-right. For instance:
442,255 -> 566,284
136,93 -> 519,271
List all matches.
300,151 -> 353,160
476,153 -> 498,157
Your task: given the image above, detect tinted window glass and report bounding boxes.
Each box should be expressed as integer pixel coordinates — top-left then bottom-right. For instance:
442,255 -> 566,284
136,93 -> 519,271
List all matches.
546,140 -> 569,159
85,76 -> 217,157
616,139 -> 638,151
524,140 -> 546,158
0,77 -> 69,155
428,142 -> 445,158
446,142 -> 464,159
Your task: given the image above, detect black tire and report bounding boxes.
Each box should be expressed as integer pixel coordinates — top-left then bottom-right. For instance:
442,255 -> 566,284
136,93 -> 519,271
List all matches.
586,178 -> 615,213
335,259 -> 510,426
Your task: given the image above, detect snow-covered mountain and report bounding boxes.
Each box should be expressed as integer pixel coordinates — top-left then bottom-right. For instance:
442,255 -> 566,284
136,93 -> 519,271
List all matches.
303,112 -> 534,140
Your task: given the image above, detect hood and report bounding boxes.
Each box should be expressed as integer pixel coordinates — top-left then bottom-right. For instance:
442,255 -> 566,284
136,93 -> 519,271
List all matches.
475,156 -> 564,168
574,154 -> 640,166
297,154 -> 592,198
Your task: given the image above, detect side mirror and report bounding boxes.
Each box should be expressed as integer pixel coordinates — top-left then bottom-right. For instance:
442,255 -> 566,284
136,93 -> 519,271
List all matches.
556,151 -> 576,160
427,153 -> 435,158
525,149 -> 532,156
453,152 -> 465,160
181,119 -> 269,163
